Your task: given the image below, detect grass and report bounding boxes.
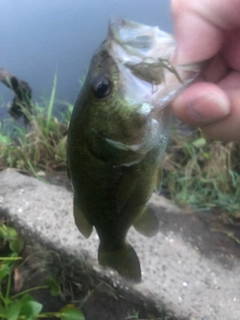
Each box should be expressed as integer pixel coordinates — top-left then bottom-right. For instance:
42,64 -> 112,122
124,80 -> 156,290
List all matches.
0,76 -> 72,173
162,124 -> 240,216
0,78 -> 240,217
0,221 -> 85,320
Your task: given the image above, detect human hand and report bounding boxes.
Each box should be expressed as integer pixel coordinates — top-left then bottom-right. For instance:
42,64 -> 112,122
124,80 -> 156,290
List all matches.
171,0 -> 240,141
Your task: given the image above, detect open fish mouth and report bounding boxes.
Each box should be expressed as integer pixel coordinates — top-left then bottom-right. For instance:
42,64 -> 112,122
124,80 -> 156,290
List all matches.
108,17 -> 175,62
107,17 -> 206,110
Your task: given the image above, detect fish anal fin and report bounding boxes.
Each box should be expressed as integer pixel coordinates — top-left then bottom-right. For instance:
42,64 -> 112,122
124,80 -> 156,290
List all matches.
98,242 -> 141,283
133,205 -> 159,237
73,197 -> 93,238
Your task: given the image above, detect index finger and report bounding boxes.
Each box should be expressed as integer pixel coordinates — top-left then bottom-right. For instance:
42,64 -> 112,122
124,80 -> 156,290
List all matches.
171,0 -> 240,64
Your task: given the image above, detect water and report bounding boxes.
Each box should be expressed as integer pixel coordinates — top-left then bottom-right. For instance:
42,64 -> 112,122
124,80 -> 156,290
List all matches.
0,0 -> 173,120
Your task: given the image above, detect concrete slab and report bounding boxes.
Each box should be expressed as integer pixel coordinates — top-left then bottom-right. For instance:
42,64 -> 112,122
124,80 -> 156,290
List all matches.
0,168 -> 240,320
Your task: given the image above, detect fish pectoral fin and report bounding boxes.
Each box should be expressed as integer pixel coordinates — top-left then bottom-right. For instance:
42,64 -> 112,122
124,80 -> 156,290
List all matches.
98,242 -> 141,283
73,197 -> 93,238
133,205 -> 159,237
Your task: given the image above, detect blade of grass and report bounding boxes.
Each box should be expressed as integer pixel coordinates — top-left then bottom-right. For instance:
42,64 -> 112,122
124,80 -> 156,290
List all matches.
27,159 -> 49,184
46,73 -> 57,134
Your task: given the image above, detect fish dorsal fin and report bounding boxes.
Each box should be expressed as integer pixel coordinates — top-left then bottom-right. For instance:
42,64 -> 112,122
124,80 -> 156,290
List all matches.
73,197 -> 93,238
133,205 -> 159,237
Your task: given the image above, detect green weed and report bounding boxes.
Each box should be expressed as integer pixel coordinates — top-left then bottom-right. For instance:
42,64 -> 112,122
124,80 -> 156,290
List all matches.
0,76 -> 71,172
125,309 -> 140,319
0,222 -> 85,320
163,124 -> 240,215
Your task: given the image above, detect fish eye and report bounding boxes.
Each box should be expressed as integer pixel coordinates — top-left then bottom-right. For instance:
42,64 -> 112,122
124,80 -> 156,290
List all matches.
91,75 -> 111,99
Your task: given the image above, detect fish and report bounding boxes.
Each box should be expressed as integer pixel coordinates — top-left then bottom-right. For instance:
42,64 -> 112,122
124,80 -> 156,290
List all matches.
67,18 -> 206,283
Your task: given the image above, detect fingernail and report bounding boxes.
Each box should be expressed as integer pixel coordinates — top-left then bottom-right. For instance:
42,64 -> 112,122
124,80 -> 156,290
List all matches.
187,93 -> 230,124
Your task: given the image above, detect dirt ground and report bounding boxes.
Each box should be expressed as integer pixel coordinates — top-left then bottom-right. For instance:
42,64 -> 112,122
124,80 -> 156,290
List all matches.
8,232 -> 184,320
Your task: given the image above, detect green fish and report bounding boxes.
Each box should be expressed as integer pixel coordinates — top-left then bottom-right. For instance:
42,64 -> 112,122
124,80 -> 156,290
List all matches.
67,18 -> 205,282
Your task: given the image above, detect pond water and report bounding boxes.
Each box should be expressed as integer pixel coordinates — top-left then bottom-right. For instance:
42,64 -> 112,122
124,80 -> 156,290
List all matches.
0,0 -> 173,120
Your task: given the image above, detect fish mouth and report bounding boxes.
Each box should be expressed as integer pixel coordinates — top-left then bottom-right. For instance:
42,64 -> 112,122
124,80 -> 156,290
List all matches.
108,17 -> 174,61
107,17 -> 206,110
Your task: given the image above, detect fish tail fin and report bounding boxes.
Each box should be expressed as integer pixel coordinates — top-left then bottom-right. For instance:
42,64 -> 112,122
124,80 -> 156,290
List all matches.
98,242 -> 141,283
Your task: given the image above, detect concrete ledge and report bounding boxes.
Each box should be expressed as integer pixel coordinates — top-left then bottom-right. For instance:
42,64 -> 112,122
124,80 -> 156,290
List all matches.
1,168 -> 240,320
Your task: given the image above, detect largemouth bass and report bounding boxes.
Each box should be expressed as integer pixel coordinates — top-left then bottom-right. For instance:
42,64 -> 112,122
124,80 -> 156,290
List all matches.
67,18 -> 205,282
